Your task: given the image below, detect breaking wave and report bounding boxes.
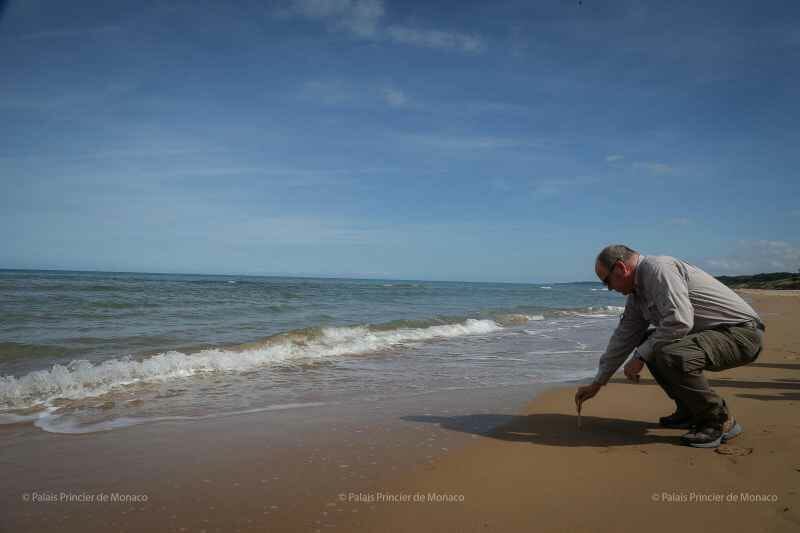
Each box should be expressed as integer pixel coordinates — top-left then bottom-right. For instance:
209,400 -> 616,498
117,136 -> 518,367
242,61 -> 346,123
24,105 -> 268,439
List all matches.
0,319 -> 503,410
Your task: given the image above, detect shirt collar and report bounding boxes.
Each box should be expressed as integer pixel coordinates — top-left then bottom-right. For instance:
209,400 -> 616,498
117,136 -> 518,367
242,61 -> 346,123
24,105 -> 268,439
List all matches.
632,254 -> 644,293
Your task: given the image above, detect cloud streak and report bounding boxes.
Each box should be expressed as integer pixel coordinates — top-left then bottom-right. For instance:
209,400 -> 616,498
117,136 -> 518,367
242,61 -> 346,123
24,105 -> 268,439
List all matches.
299,80 -> 409,108
633,161 -> 673,175
382,87 -> 407,107
285,0 -> 384,37
22,25 -> 122,41
701,240 -> 800,275
401,134 -> 548,151
385,25 -> 485,53
282,0 -> 485,53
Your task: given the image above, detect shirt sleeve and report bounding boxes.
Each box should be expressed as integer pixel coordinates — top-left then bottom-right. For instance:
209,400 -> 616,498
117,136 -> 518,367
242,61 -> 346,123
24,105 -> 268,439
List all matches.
635,261 -> 694,362
594,298 -> 649,385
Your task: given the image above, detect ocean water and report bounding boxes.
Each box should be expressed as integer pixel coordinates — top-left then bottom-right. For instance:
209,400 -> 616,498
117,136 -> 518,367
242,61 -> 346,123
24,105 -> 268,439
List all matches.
0,270 -> 624,434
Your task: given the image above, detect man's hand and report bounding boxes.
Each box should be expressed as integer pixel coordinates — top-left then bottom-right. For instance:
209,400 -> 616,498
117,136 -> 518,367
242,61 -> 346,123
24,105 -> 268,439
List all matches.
623,357 -> 645,383
575,382 -> 602,409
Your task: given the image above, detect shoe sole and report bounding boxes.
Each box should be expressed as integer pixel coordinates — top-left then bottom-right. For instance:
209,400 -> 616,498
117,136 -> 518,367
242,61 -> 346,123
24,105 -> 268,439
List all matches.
722,422 -> 743,442
682,422 -> 743,448
684,435 -> 722,448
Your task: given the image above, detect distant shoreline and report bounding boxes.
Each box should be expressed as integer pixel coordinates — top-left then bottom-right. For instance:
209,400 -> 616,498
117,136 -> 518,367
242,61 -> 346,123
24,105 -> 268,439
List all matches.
717,272 -> 800,290
0,268 -> 588,286
4,267 -> 799,289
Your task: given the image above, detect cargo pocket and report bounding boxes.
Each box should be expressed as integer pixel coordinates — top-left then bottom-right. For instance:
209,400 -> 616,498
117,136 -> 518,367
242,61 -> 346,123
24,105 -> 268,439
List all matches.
695,329 -> 745,372
729,326 -> 763,364
680,348 -> 707,374
660,337 -> 707,374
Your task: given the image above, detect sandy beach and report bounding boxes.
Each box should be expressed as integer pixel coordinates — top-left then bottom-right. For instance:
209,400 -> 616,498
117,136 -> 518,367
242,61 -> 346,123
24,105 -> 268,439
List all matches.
348,291 -> 800,532
3,291 -> 798,532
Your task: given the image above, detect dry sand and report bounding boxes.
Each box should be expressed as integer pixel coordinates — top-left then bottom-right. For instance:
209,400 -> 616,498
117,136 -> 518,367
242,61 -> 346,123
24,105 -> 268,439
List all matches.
344,291 -> 800,532
3,291 -> 798,532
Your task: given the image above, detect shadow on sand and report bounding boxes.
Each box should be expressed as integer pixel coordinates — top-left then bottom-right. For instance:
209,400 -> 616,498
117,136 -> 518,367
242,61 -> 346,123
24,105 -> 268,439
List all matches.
748,362 -> 800,371
403,371 -> 800,446
736,392 -> 800,401
402,413 -> 680,447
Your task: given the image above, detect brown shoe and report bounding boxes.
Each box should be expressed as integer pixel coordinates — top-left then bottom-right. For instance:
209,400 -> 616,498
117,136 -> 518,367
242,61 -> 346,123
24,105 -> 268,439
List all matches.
659,410 -> 693,429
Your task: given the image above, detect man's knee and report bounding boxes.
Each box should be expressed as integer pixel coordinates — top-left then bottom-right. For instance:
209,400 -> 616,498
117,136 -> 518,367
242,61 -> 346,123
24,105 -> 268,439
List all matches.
646,352 -> 682,380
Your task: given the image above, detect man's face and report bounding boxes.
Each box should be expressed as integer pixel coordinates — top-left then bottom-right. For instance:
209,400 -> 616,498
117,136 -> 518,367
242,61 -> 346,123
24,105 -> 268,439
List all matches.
595,260 -> 633,295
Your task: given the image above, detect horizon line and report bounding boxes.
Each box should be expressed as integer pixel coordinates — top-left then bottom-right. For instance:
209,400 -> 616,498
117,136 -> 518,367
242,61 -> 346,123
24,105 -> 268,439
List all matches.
0,267 -> 601,286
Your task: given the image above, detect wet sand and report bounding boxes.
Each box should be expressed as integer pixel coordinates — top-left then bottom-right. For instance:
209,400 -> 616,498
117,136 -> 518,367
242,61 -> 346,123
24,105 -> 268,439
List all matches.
3,291 -> 798,532
1,384 -> 539,532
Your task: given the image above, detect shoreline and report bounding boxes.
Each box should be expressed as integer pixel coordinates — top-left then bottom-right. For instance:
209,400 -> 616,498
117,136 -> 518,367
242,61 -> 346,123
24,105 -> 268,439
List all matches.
1,382 -> 553,532
3,291 -> 798,532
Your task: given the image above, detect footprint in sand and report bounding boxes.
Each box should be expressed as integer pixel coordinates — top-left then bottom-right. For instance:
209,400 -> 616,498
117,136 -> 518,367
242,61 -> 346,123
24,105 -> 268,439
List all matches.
714,445 -> 753,456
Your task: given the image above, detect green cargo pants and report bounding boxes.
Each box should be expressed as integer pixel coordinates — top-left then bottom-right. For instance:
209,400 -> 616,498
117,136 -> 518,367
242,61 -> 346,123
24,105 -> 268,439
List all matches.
643,322 -> 764,425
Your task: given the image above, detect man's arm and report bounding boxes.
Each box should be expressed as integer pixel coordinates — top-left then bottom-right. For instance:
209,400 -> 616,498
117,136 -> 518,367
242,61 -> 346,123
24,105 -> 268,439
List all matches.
593,299 -> 649,385
576,299 -> 648,407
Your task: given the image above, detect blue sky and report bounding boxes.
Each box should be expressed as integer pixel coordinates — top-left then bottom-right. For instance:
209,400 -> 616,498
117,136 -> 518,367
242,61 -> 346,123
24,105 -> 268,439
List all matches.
1,0 -> 798,282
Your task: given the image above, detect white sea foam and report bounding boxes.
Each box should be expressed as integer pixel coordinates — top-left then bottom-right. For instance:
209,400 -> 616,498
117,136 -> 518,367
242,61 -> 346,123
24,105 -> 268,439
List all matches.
577,305 -> 624,318
0,410 -> 54,425
527,350 -> 602,356
31,402 -> 328,434
0,319 -> 502,410
495,314 -> 545,326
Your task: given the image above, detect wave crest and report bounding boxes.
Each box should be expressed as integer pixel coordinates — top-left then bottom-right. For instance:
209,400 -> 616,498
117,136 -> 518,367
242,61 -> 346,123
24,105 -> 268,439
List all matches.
0,319 -> 502,410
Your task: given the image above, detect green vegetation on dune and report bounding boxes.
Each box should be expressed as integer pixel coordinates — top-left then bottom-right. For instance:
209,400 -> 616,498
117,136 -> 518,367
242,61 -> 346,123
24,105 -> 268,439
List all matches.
716,272 -> 800,290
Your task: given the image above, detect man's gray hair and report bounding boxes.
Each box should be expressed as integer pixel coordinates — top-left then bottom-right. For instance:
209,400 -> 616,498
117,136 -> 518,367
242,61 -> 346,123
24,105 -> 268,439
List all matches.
596,244 -> 638,270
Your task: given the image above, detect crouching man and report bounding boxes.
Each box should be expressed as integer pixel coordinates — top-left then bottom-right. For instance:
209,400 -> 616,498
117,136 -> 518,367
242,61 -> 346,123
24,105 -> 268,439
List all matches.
575,245 -> 764,448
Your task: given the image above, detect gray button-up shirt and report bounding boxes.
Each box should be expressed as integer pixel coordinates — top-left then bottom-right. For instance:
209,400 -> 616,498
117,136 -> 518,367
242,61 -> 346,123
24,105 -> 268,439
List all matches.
594,255 -> 763,385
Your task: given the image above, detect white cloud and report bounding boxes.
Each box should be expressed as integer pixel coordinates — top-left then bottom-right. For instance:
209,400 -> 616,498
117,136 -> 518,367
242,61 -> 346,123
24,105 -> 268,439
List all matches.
605,154 -> 624,162
701,240 -> 800,275
385,25 -> 485,53
403,134 -> 546,151
289,0 -> 385,37
530,176 -> 597,196
281,0 -> 485,53
300,80 -> 409,108
382,87 -> 407,106
633,161 -> 673,175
